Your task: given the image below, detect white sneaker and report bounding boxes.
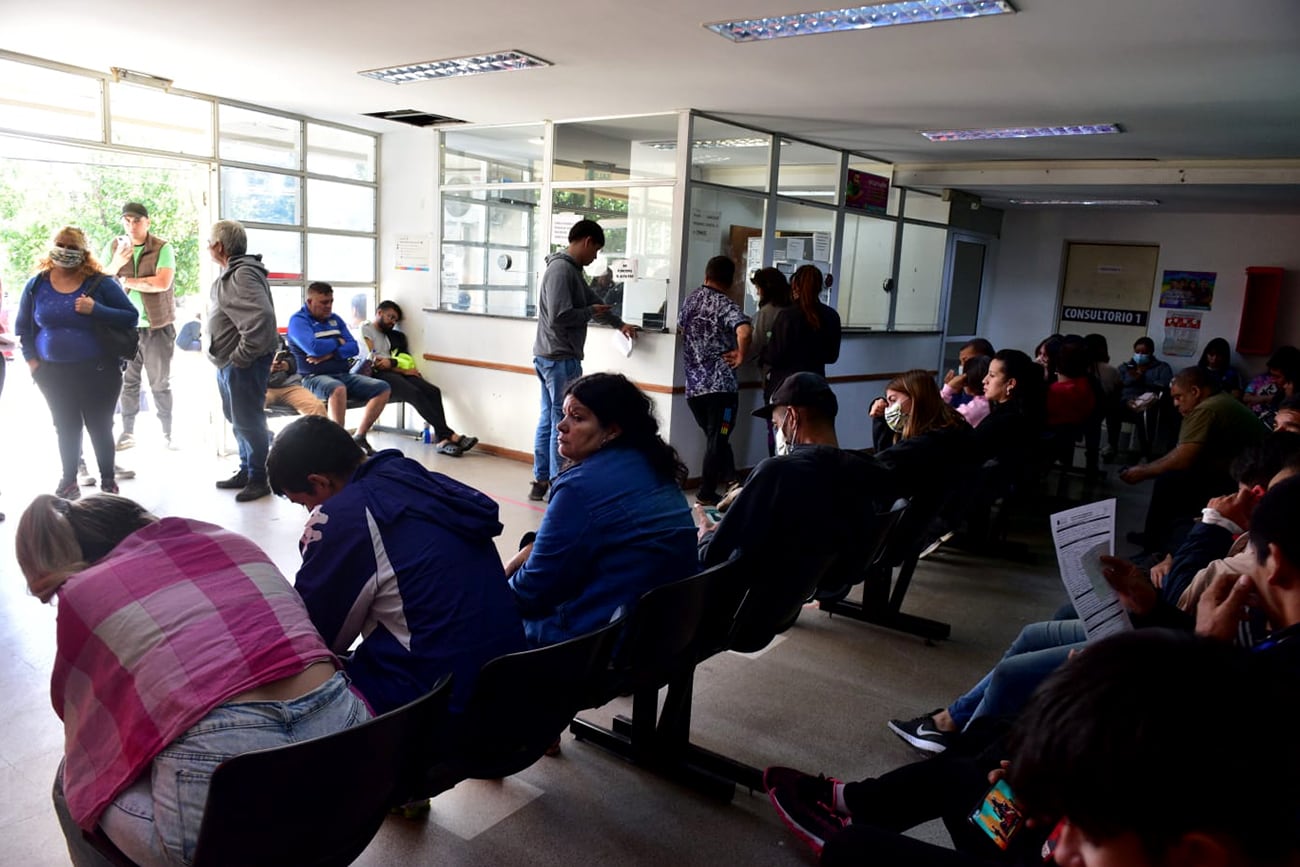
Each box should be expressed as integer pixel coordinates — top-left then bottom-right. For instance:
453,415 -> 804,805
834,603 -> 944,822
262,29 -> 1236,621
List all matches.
116,433 -> 136,451
77,460 -> 97,487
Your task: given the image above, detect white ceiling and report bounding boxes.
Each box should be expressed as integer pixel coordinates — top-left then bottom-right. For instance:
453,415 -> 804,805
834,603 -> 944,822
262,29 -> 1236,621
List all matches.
5,0 -> 1300,211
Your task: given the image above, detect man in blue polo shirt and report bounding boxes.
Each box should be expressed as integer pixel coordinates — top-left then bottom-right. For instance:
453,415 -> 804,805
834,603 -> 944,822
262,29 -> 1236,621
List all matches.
287,281 -> 390,454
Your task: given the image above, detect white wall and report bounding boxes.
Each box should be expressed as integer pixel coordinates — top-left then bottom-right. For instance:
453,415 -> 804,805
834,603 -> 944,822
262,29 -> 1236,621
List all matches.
984,210 -> 1300,366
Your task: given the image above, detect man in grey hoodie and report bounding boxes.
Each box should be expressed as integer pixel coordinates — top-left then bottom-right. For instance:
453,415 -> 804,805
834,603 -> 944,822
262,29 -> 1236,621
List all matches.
207,219 -> 279,501
529,219 -> 636,501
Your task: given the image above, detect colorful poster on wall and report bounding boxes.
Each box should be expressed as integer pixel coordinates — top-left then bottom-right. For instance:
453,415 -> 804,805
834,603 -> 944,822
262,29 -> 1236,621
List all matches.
845,169 -> 889,215
1162,311 -> 1203,357
1159,270 -> 1216,310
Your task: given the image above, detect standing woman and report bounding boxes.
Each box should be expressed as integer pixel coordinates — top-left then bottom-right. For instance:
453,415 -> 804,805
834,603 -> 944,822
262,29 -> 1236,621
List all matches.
765,264 -> 842,396
16,227 -> 137,498
748,267 -> 792,456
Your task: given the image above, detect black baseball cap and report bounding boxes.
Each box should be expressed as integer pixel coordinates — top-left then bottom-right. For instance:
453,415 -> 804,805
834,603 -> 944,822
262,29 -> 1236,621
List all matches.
752,372 -> 838,420
122,202 -> 149,218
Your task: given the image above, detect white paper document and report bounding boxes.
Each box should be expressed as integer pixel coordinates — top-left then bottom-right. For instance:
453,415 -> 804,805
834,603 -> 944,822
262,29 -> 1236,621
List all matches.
610,329 -> 635,358
1049,499 -> 1131,641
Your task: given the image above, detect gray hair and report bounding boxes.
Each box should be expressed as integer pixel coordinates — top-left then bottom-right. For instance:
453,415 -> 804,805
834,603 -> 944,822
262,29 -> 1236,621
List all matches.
210,219 -> 247,257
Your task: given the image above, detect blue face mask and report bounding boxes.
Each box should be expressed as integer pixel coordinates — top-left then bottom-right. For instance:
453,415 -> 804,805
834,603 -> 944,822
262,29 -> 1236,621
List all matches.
1133,352 -> 1152,365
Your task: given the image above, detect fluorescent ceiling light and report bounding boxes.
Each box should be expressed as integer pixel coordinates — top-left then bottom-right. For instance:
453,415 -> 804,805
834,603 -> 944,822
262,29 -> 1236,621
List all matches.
644,137 -> 778,149
1008,198 -> 1159,207
921,123 -> 1121,142
705,0 -> 1014,43
360,51 -> 550,83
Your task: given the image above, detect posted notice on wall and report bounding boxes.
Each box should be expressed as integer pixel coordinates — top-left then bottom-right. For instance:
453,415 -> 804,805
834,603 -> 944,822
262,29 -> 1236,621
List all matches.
395,234 -> 433,271
689,207 -> 721,244
1050,499 -> 1131,642
551,212 -> 583,246
1162,311 -> 1203,357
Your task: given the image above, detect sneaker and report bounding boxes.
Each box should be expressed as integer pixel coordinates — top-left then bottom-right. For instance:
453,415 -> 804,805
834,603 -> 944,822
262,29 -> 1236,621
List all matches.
54,479 -> 81,501
354,434 -> 375,456
435,441 -> 463,457
216,470 -> 250,490
114,465 -> 136,480
77,460 -> 97,487
100,480 -> 120,495
528,479 -> 550,502
115,432 -> 135,451
235,479 -> 272,502
763,766 -> 848,856
887,711 -> 953,755
454,435 -> 479,453
165,435 -> 180,451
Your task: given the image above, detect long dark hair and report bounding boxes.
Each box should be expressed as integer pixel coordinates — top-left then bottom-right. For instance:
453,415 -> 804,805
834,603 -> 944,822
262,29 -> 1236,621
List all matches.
751,267 -> 791,307
565,373 -> 688,487
1198,337 -> 1231,370
993,348 -> 1046,421
790,264 -> 824,330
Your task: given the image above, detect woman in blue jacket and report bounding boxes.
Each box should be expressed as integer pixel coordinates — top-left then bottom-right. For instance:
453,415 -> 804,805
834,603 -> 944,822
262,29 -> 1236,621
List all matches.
16,227 -> 138,498
506,372 -> 698,646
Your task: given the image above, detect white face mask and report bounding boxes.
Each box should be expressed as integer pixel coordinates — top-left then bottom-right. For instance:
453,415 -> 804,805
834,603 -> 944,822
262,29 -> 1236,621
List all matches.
884,400 -> 908,434
49,246 -> 86,268
774,410 -> 796,456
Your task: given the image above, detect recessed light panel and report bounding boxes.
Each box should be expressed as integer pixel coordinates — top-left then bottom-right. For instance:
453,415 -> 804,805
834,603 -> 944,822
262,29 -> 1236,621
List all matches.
1008,198 -> 1158,207
921,123 -> 1121,142
705,0 -> 1014,43
360,51 -> 550,83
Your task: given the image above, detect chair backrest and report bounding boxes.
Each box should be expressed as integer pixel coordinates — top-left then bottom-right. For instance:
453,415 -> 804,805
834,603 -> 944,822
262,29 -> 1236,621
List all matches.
815,497 -> 908,600
690,554 -> 755,660
191,675 -> 453,867
439,617 -> 624,783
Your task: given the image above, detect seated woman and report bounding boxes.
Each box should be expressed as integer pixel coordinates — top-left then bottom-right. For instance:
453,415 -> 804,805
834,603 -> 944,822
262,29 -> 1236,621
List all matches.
869,369 -> 972,498
1198,336 -> 1244,399
506,373 -> 698,646
973,348 -> 1047,474
1045,336 -> 1098,429
17,494 -> 368,867
940,354 -> 991,428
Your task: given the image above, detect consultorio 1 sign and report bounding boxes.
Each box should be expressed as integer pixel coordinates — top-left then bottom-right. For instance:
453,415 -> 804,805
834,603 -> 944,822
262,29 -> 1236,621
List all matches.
1061,306 -> 1149,327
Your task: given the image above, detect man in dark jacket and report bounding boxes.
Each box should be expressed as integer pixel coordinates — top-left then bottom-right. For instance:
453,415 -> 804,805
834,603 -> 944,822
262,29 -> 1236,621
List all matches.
529,219 -> 637,501
267,415 -> 527,715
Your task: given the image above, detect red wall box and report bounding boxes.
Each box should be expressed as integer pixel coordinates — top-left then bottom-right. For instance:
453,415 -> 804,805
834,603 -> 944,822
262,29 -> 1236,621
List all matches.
1236,266 -> 1284,356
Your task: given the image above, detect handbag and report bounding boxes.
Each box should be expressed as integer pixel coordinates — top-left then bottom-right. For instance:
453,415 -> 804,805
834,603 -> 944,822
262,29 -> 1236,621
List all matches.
84,276 -> 140,364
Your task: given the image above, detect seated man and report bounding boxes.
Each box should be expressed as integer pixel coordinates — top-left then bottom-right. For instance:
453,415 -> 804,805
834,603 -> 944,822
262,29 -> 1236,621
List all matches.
767,629 -> 1300,867
361,300 -> 477,456
698,373 -> 894,648
265,333 -> 325,417
1120,365 -> 1266,553
266,415 -> 527,715
287,281 -> 390,454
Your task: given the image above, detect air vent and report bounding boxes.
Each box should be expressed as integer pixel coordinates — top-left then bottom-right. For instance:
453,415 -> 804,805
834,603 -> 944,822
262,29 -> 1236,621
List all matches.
362,109 -> 465,127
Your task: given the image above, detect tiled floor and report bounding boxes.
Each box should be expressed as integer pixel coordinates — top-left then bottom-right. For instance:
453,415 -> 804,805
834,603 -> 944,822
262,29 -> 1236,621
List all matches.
0,360 -> 1149,865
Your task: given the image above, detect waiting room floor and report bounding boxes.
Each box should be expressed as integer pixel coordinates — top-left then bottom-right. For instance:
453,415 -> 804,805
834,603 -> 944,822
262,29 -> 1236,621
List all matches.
0,362 -> 1151,865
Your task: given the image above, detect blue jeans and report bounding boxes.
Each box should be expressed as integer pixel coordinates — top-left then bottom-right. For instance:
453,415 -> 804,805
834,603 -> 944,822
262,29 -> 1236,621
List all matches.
947,619 -> 1087,727
301,372 -> 391,403
533,356 -> 582,482
56,671 -> 369,867
217,354 -> 273,482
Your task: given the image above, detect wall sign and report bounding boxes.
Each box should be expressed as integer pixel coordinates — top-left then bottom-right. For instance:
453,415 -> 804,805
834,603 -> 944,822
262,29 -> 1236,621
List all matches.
1159,270 -> 1216,310
1061,306 -> 1149,327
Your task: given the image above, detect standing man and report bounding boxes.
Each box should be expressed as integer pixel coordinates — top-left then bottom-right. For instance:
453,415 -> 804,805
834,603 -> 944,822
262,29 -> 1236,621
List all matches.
529,219 -> 637,501
207,219 -> 278,502
287,282 -> 390,455
362,300 -> 477,456
102,202 -> 176,449
679,255 -> 751,506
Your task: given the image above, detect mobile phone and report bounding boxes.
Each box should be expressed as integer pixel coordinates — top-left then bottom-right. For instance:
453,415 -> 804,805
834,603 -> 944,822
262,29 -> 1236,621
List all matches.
969,778 -> 1024,851
703,507 -> 723,523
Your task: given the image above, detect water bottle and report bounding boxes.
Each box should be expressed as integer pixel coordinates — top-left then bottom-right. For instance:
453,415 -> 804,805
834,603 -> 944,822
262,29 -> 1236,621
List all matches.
422,424 -> 431,444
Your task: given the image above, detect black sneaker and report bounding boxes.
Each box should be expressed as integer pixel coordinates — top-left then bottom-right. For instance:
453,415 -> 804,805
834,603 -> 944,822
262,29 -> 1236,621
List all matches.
354,434 -> 375,456
100,480 -> 120,495
235,479 -> 272,502
216,471 -> 249,490
55,479 -> 81,500
763,766 -> 848,857
528,479 -> 550,502
887,710 -> 953,754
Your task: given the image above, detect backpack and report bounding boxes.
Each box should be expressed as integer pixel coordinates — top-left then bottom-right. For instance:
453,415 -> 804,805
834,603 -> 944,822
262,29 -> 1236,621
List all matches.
83,276 -> 140,365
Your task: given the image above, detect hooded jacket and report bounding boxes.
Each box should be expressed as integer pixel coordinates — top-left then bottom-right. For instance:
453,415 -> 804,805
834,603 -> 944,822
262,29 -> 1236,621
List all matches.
533,251 -> 624,360
294,450 -> 527,714
207,254 -> 277,368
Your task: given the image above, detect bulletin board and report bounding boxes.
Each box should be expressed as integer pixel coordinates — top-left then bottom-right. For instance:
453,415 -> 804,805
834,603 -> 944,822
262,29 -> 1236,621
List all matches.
1057,242 -> 1160,354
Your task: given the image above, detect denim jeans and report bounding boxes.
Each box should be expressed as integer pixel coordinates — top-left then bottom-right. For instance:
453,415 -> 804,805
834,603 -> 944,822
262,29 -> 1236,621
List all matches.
216,354 -> 273,482
532,356 -> 582,482
947,618 -> 1087,727
55,671 -> 369,867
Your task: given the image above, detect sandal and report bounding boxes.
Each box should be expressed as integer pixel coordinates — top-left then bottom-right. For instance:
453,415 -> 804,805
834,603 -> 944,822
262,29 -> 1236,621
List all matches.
436,441 -> 463,457
454,435 -> 478,453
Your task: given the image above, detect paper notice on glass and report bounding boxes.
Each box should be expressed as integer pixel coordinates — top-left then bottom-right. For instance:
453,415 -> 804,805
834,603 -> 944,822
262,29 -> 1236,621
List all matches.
1049,499 -> 1131,642
611,328 -> 635,358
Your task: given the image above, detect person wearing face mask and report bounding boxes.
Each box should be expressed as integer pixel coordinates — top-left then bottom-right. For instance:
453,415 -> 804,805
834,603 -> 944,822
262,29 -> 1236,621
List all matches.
15,226 -> 138,498
868,369 -> 972,500
698,374 -> 894,643
1117,336 -> 1173,403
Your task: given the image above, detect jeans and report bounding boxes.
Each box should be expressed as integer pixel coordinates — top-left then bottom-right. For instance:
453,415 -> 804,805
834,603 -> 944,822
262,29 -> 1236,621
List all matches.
34,359 -> 122,486
301,371 -> 391,403
947,619 -> 1087,727
216,354 -> 273,482
533,356 -> 582,482
687,391 -> 739,499
376,370 -> 455,441
54,671 -> 369,867
121,324 -> 176,436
